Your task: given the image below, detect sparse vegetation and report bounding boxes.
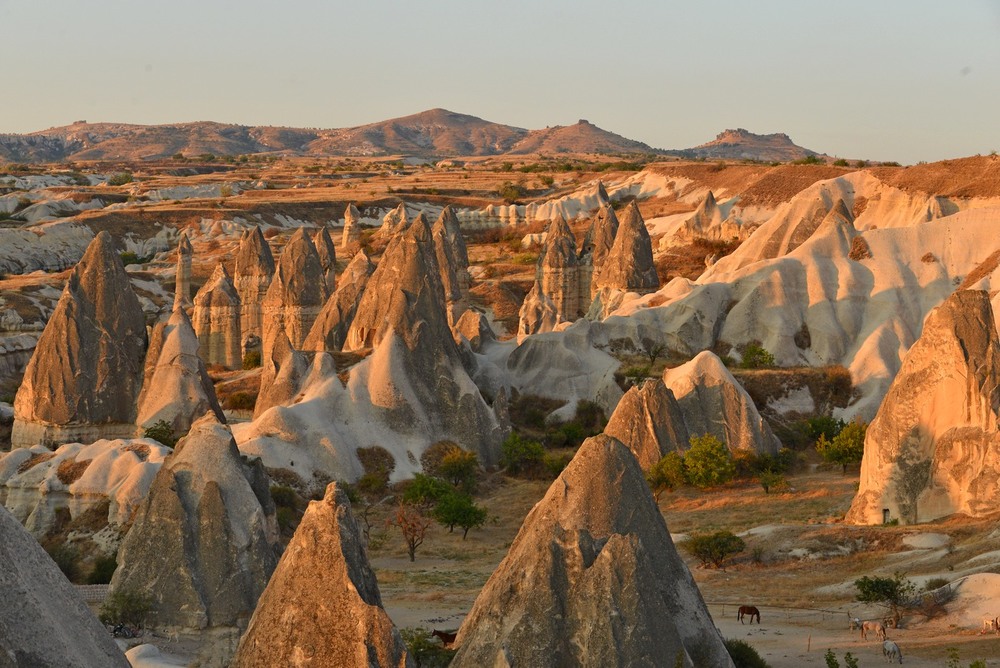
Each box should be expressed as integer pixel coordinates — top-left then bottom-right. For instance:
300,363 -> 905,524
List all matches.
100,588 -> 153,629
107,171 -> 133,186
739,343 -> 775,369
683,434 -> 735,488
142,419 -> 177,448
225,391 -> 257,411
242,349 -> 262,369
683,530 -> 746,568
356,445 -> 396,496
854,571 -> 915,626
647,451 -> 687,500
400,627 -> 456,667
87,555 -> 118,584
725,638 -> 771,668
499,432 -> 545,476
816,420 -> 866,474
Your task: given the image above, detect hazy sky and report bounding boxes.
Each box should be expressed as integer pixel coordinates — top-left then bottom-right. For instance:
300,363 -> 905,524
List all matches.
2,0 -> 999,163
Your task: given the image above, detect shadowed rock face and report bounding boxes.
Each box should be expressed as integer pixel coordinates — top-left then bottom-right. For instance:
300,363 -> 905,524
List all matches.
452,435 -> 733,668
433,205 -> 471,300
174,231 -> 193,308
137,307 -> 225,438
110,413 -> 278,630
341,202 -> 361,248
0,505 -> 130,667
192,263 -> 242,369
254,328 -> 330,419
313,226 -> 338,295
12,230 -> 148,448
233,226 -> 275,345
262,227 -> 328,354
593,201 -> 659,294
848,290 -> 1000,525
662,351 -> 780,455
303,249 -> 375,353
582,204 -> 619,280
603,380 -> 689,469
232,483 -> 413,668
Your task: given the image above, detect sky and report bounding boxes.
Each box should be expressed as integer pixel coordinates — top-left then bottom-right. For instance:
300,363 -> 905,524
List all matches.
1,0 -> 999,164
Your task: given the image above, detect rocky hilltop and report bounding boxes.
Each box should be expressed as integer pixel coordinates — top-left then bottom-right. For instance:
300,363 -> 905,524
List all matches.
685,128 -> 821,162
453,434 -> 733,667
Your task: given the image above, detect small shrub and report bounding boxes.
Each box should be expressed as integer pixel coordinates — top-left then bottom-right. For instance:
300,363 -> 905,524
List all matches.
437,449 -> 479,493
87,556 -> 117,584
824,649 -> 839,668
647,451 -> 687,500
356,446 -> 395,494
724,638 -> 771,668
99,589 -> 153,629
793,155 -> 823,165
497,181 -> 527,203
420,441 -> 461,475
855,571 -> 915,625
739,343 -> 775,369
684,530 -> 746,568
500,433 -> 545,476
56,458 -> 91,485
269,485 -> 298,508
108,171 -> 133,186
684,434 -> 735,488
758,470 -> 786,494
142,419 -> 177,448
807,415 -> 846,442
400,627 -> 456,667
833,159 -> 849,167
924,577 -> 950,591
242,349 -> 262,369
921,252 -> 936,263
402,473 -> 452,507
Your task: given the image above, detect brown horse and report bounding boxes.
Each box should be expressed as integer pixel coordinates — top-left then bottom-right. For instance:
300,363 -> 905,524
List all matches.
432,630 -> 458,647
737,605 -> 760,624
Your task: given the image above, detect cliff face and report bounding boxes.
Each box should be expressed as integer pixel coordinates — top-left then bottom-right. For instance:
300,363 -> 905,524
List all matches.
848,290 -> 1000,524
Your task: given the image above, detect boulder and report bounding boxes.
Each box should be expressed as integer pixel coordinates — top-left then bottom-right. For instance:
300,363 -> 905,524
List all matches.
0,504 -> 130,667
603,380 -> 689,469
12,230 -> 148,448
662,351 -> 780,455
192,263 -> 242,369
452,435 -> 733,668
136,307 -> 225,438
110,413 -> 279,630
848,290 -> 1000,524
233,226 -> 275,345
231,483 -> 412,668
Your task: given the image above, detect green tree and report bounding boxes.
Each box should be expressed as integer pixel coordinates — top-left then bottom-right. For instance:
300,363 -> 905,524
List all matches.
854,571 -> 916,625
683,530 -> 746,568
437,449 -> 479,493
432,492 -> 487,539
500,433 -> 545,476
740,343 -> 775,369
100,589 -> 153,629
758,470 -> 785,494
403,473 -> 452,508
646,451 -> 687,501
816,420 -> 866,474
684,434 -> 736,488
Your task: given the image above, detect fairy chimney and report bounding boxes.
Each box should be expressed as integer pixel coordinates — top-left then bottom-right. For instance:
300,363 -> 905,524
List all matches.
234,226 -> 275,346
193,263 -> 243,369
313,226 -> 338,295
341,202 -> 361,248
174,230 -> 193,309
261,227 -> 328,356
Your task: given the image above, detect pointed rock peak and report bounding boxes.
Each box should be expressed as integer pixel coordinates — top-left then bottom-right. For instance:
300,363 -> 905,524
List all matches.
604,380 -> 689,470
434,204 -> 461,234
826,197 -> 854,223
385,202 -> 407,226
596,180 -> 610,204
235,225 -> 275,276
344,202 -> 360,224
287,225 -> 315,250
547,212 -> 574,238
209,261 -> 232,283
453,434 -> 733,667
232,483 -> 412,667
78,230 -> 125,279
346,247 -> 375,273
408,212 -> 432,242
314,226 -> 336,252
620,200 -> 645,229
177,230 -> 193,255
701,190 -> 718,209
195,262 -> 240,307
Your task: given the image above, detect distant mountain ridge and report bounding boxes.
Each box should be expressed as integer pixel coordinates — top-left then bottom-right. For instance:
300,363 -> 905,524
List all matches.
0,110 -> 821,163
682,128 -> 820,162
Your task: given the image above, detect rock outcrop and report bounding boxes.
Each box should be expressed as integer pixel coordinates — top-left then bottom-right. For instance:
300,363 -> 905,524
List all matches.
341,202 -> 361,248
452,435 -> 733,668
261,227 -> 328,355
378,202 -> 409,239
254,329 -> 330,419
232,483 -> 412,668
110,413 -> 278,629
581,204 -> 619,287
12,231 -> 148,448
303,249 -> 375,353
136,307 -> 225,438
0,505 -> 130,667
592,200 -> 659,295
662,351 -> 780,455
603,380 -> 690,469
517,216 -> 583,337
433,205 -> 472,300
313,226 -> 338,295
174,230 -> 193,308
848,290 -> 1000,524
233,226 -> 275,346
192,263 -> 243,369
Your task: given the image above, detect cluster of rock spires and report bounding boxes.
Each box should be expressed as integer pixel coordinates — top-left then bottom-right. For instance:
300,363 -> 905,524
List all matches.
603,351 -> 780,468
848,290 -> 1000,525
519,198 -> 659,337
452,435 -> 733,667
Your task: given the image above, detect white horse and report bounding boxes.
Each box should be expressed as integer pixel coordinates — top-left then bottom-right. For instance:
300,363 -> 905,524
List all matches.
981,616 -> 998,635
882,639 -> 902,663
